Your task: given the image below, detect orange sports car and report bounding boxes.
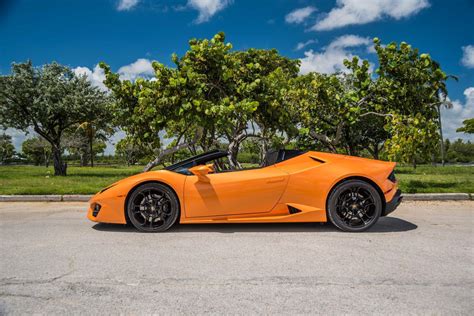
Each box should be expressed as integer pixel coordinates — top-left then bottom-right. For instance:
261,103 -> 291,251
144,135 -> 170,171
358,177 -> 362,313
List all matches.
87,149 -> 402,232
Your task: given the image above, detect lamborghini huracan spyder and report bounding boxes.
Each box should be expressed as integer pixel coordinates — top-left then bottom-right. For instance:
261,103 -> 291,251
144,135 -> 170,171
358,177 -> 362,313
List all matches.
87,149 -> 402,232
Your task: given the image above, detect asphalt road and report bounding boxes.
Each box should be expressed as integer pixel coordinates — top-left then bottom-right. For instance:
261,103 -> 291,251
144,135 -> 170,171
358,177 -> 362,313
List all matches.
0,201 -> 473,315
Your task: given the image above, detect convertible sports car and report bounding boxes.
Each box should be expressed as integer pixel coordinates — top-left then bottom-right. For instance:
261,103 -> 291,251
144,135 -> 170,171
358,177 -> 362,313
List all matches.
87,149 -> 402,232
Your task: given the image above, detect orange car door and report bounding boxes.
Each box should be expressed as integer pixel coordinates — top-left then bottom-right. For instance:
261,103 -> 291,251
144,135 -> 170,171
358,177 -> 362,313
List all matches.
184,166 -> 289,218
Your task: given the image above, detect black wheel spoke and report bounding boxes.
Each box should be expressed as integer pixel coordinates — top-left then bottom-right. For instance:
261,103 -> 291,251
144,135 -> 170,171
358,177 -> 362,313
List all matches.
335,185 -> 376,229
129,186 -> 176,232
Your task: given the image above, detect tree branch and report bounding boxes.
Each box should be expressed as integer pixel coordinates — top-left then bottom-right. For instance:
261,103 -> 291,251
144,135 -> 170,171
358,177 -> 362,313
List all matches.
143,127 -> 203,172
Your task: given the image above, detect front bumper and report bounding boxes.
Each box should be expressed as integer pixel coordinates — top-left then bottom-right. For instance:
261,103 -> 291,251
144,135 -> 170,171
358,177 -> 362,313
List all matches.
86,193 -> 128,224
383,189 -> 402,216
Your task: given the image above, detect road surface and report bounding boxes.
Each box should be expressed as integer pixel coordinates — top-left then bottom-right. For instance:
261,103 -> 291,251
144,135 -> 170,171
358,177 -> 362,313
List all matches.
1,201 -> 473,314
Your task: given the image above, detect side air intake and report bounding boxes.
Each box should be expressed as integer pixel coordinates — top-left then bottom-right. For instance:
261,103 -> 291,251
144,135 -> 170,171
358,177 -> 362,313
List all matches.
288,205 -> 302,214
310,156 -> 325,163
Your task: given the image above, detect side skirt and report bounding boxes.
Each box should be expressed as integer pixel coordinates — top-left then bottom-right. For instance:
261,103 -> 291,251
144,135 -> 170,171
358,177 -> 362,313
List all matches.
180,204 -> 327,224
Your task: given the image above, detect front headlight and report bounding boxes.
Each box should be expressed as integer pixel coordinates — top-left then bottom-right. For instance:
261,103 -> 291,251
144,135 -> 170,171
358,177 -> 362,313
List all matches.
92,203 -> 101,217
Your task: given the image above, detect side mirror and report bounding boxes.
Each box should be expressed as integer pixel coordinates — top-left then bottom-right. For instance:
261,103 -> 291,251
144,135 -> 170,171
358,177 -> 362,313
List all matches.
189,164 -> 214,181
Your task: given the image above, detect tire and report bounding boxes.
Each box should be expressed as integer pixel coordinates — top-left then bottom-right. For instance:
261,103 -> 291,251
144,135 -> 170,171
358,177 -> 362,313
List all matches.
126,183 -> 180,232
327,180 -> 382,232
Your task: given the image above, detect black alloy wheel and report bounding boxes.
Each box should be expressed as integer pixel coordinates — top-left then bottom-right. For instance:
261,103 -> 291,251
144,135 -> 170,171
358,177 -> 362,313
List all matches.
127,183 -> 179,232
327,180 -> 382,232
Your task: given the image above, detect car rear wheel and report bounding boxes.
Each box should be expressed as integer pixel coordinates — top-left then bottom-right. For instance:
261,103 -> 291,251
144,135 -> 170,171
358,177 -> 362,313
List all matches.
127,183 -> 179,232
327,180 -> 382,232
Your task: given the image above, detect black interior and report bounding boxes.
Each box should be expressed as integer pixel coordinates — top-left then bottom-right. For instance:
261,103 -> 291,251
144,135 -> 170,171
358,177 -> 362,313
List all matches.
165,149 -> 306,175
261,149 -> 305,167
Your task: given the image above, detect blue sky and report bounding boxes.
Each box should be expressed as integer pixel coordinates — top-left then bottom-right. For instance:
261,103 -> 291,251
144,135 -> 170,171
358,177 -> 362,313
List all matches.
1,0 -> 473,153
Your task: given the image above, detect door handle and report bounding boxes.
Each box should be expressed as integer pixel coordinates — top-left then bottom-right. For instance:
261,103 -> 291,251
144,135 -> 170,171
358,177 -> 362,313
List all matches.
267,178 -> 285,184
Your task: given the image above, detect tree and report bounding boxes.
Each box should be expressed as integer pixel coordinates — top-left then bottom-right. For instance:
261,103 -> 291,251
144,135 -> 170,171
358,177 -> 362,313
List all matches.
0,133 -> 15,163
64,132 -> 107,166
115,137 -> 150,166
372,39 -> 450,167
457,118 -> 474,134
446,139 -> 474,163
101,33 -> 298,170
289,38 -> 450,165
74,119 -> 113,167
230,48 -> 300,162
289,72 -> 353,153
21,136 -> 51,166
100,34 -> 452,168
0,61 -> 110,175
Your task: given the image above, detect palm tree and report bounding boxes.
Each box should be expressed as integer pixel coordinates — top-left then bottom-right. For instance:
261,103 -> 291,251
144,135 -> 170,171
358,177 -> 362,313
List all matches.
76,121 -> 113,167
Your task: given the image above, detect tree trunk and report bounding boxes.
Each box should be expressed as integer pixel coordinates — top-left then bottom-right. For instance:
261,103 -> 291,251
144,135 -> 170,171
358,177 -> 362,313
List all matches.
89,134 -> 94,167
260,139 -> 269,164
143,130 -> 202,172
412,157 -> 417,170
374,144 -> 380,160
144,143 -> 191,172
227,140 -> 241,169
309,125 -> 343,153
52,146 -> 67,176
347,145 -> 356,156
80,153 -> 86,167
437,104 -> 445,166
227,130 -> 248,170
44,152 -> 50,168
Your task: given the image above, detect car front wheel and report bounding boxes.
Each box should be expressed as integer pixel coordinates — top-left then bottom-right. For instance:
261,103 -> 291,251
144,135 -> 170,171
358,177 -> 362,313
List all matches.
127,183 -> 179,232
327,180 -> 382,232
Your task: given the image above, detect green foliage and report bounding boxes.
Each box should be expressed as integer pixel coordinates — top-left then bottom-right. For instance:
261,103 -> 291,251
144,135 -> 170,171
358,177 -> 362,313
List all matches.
0,134 -> 15,163
0,61 -> 111,175
64,132 -> 107,167
115,137 -> 152,166
73,116 -> 114,167
290,38 -> 451,163
101,33 -> 300,169
21,137 -> 51,166
373,39 -> 449,164
445,139 -> 474,163
0,34 -> 448,171
456,118 -> 474,134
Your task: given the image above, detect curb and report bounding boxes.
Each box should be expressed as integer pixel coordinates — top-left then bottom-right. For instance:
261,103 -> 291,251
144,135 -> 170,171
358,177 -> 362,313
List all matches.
0,193 -> 472,202
0,195 -> 92,202
62,195 -> 92,202
402,193 -> 472,201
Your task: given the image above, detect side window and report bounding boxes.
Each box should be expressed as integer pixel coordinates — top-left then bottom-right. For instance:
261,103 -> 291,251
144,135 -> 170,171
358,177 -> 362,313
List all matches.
174,162 -> 195,175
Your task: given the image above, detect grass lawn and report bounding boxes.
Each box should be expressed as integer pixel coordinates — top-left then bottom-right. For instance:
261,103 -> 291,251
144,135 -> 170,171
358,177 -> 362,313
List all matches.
0,164 -> 472,194
0,165 -> 144,195
396,165 -> 474,193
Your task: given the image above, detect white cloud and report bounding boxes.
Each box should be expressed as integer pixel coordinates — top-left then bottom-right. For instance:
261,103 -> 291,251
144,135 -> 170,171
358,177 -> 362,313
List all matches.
441,87 -> 474,141
188,0 -> 232,23
461,45 -> 474,68
73,65 -> 107,91
105,130 -> 126,155
299,35 -> 371,74
2,128 -> 34,152
285,6 -> 316,24
328,34 -> 371,49
117,58 -> 154,81
74,58 -> 154,90
295,39 -> 317,51
8,59 -> 154,154
312,0 -> 430,31
117,0 -> 139,11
